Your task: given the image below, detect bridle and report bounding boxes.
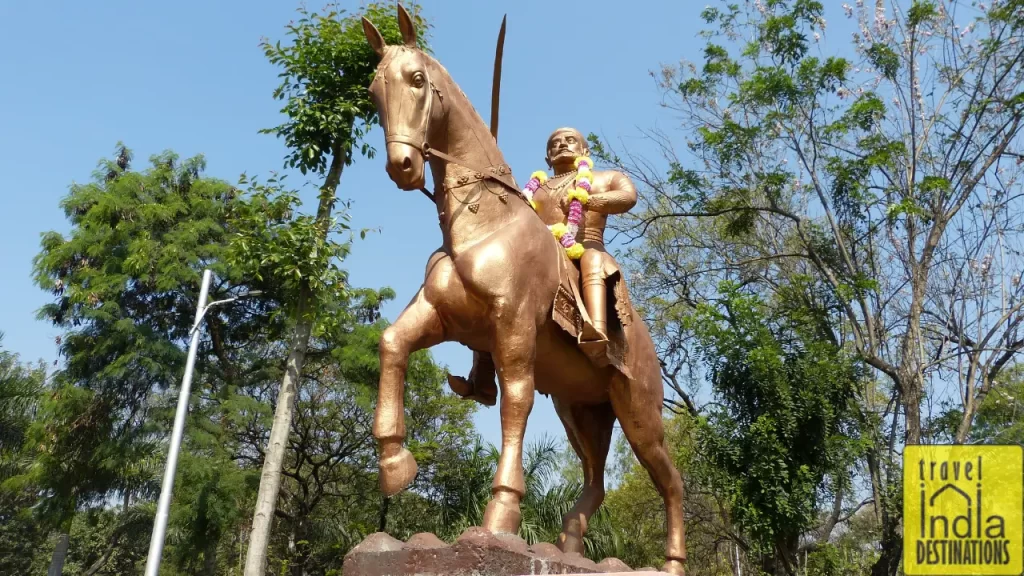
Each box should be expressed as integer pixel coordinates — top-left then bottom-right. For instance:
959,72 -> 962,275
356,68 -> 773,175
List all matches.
373,48 -> 520,203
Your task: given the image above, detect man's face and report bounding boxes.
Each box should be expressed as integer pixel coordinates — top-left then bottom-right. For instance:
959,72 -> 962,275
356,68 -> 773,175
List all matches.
546,130 -> 587,166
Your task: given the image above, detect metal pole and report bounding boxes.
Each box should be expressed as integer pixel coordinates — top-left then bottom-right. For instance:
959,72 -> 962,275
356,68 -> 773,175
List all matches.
144,269 -> 212,576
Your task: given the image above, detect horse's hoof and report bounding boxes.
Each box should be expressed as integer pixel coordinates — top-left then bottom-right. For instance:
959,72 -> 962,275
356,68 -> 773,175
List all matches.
379,447 -> 418,496
482,498 -> 522,534
662,558 -> 685,575
556,532 -> 584,555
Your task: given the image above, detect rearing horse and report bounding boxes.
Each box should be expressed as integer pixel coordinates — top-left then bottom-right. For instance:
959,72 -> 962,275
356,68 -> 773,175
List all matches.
361,7 -> 686,574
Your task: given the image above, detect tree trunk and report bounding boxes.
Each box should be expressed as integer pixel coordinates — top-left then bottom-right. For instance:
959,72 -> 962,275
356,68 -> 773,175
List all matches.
47,532 -> 70,576
871,518 -> 902,576
289,517 -> 309,576
870,459 -> 903,576
203,538 -> 218,576
243,292 -> 312,576
899,264 -> 928,445
243,146 -> 345,576
898,360 -> 923,445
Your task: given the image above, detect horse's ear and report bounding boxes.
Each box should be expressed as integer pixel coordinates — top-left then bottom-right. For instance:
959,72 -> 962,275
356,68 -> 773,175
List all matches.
362,17 -> 386,57
397,3 -> 417,48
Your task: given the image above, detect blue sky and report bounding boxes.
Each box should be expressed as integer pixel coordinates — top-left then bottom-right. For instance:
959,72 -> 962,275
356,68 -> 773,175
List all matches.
0,0 -> 712,447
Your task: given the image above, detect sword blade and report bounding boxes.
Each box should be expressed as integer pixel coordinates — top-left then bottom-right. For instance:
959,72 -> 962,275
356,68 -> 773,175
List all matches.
490,14 -> 507,142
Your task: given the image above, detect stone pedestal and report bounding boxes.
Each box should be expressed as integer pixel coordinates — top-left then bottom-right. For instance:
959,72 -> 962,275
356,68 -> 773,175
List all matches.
342,528 -> 663,576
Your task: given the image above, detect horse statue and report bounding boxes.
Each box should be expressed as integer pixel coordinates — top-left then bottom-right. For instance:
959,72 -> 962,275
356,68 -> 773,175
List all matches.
360,6 -> 686,574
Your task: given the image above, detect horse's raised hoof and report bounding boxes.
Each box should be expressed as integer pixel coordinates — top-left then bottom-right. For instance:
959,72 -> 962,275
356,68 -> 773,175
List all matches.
379,446 -> 418,496
663,558 -> 685,575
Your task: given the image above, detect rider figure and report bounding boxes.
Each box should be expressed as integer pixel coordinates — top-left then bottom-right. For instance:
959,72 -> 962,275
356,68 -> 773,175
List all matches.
447,127 -> 638,405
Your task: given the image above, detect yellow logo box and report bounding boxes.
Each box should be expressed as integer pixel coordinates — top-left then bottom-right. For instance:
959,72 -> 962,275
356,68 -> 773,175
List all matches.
904,445 -> 1023,575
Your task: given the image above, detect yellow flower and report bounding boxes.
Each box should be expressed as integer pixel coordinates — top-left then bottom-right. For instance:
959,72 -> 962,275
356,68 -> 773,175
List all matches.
566,243 -> 585,260
550,222 -> 569,239
569,187 -> 590,204
574,156 -> 595,170
531,170 -> 548,184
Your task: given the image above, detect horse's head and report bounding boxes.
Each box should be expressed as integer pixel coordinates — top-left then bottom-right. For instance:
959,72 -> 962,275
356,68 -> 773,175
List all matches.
363,5 -> 437,191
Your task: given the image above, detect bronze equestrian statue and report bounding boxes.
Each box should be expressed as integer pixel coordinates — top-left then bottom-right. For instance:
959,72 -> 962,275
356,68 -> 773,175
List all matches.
361,7 -> 687,574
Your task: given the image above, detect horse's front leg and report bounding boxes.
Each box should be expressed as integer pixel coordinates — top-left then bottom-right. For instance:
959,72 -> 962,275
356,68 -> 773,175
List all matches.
482,316 -> 538,534
373,286 -> 446,496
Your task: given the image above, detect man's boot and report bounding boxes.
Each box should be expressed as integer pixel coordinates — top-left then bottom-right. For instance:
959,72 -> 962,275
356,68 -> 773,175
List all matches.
446,350 -> 498,406
581,269 -> 609,342
579,269 -> 611,366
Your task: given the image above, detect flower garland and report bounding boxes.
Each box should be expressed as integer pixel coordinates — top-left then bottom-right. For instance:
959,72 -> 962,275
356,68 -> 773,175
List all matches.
520,156 -> 593,260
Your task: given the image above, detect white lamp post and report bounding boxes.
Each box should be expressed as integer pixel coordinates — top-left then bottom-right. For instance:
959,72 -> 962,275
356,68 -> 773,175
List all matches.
143,270 -> 261,576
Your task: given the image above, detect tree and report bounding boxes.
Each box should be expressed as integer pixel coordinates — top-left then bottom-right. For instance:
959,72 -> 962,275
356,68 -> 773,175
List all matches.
687,284 -> 864,575
239,4 -> 431,573
25,145 -> 280,575
593,1 -> 1024,573
0,335 -> 48,576
0,333 -> 45,476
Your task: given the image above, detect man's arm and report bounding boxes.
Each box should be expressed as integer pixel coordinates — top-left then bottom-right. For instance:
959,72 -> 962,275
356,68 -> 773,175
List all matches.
587,170 -> 637,215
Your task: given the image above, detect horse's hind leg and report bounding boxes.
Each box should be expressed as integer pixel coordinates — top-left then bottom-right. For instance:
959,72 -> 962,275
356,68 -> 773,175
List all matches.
553,399 -> 615,555
374,286 -> 445,496
609,375 -> 686,575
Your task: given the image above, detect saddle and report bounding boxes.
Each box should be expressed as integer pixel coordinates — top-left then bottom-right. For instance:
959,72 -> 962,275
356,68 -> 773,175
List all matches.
551,248 -> 634,380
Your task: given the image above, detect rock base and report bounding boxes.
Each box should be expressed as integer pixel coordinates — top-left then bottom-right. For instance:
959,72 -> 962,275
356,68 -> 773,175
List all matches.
342,528 -> 664,575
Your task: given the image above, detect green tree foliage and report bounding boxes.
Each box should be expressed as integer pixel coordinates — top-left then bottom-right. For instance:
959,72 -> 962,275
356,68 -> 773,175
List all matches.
934,364 -> 1024,445
688,284 -> 864,571
21,145 -> 275,573
260,3 -> 429,175
20,149 -> 245,561
0,334 -> 45,471
4,141 -> 483,576
0,336 -> 49,576
592,1 -> 1024,573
